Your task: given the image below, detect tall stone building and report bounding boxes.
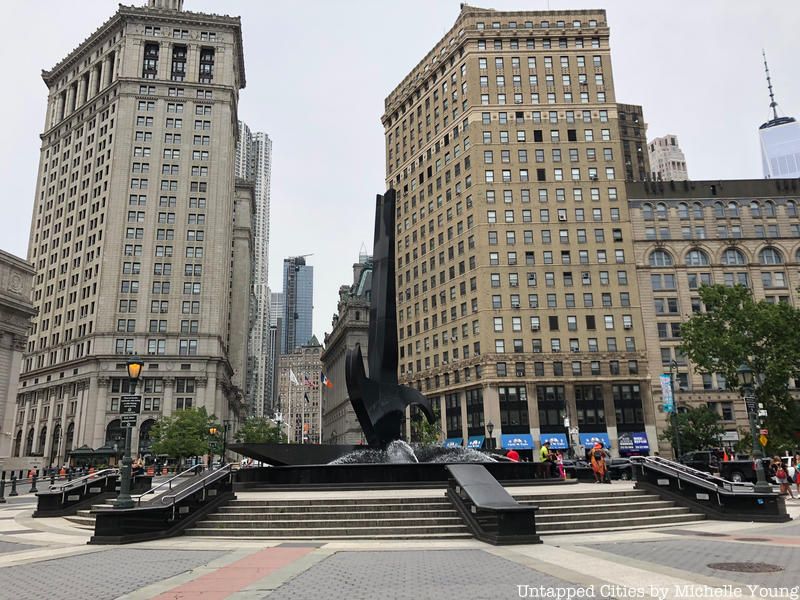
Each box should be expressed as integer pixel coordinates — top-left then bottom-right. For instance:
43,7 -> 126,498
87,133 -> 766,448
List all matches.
236,121 -> 273,417
384,6 -> 655,457
628,178 -> 800,454
321,253 -> 372,444
11,0 -> 251,470
281,256 -> 313,355
0,251 -> 36,464
277,337 -> 322,443
616,103 -> 650,182
648,135 -> 689,182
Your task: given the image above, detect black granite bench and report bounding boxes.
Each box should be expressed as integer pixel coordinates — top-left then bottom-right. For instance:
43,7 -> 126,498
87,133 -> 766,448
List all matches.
445,464 -> 541,545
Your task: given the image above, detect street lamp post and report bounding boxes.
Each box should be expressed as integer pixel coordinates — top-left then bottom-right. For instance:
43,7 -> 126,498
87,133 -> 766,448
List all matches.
208,426 -> 218,469
486,421 -> 494,450
114,355 -> 143,509
668,360 -> 682,461
736,363 -> 772,494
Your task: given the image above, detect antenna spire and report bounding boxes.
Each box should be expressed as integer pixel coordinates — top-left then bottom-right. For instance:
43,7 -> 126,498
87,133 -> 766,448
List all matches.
763,49 -> 779,121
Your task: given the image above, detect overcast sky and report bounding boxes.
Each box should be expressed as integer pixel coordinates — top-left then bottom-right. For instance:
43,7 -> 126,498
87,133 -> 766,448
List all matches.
1,0 -> 798,344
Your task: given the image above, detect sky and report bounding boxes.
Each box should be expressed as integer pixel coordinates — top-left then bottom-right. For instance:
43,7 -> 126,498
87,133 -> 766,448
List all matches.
1,0 -> 799,345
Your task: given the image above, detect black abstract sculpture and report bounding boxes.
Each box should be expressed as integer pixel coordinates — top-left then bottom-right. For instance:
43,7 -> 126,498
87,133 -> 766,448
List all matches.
346,189 -> 435,446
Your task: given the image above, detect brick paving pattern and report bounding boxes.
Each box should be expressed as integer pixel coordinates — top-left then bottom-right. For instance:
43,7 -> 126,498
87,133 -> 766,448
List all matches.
0,548 -> 226,600
585,539 -> 800,588
266,549 -> 579,600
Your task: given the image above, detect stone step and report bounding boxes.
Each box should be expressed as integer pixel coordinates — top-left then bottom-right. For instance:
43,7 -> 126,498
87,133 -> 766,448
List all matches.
197,516 -> 466,529
540,518 -> 707,535
185,524 -> 471,537
227,497 -> 451,507
185,530 -> 473,540
512,490 -> 651,502
217,502 -> 452,514
63,515 -> 95,529
537,513 -> 705,532
206,510 -> 460,521
535,506 -> 692,523
530,500 -> 674,513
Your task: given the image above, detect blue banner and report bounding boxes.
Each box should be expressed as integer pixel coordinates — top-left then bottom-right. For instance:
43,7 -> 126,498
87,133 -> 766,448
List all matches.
618,432 -> 650,453
443,438 -> 463,448
660,374 -> 674,413
501,434 -> 534,449
579,432 -> 611,448
466,435 -> 485,449
538,433 -> 568,450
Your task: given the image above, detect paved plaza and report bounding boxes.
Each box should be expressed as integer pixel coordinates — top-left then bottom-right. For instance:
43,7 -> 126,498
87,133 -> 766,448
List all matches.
0,485 -> 798,600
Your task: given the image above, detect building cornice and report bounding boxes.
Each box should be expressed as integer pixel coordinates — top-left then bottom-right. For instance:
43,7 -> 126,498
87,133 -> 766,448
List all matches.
42,4 -> 246,89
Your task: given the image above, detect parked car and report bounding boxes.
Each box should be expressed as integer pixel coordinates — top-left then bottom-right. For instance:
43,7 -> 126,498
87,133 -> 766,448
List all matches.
607,458 -> 633,480
720,457 -> 773,483
680,450 -> 721,474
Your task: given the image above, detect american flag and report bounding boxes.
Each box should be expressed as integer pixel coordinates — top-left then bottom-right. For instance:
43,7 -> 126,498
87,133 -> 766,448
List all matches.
303,374 -> 318,389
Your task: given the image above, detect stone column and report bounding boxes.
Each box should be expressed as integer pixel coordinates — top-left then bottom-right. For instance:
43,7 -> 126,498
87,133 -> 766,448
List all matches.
105,52 -> 115,87
162,376 -> 175,417
196,376 -> 209,413
65,85 -> 75,117
42,389 -> 56,467
87,68 -> 96,101
526,382 -> 541,447
602,382 -> 618,457
482,383 -> 501,447
58,392 -> 69,467
90,377 -> 109,449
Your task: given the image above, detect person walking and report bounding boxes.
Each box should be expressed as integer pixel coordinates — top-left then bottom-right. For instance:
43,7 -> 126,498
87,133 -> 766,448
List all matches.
772,456 -> 794,498
590,443 -> 607,484
539,441 -> 554,478
556,451 -> 566,480
794,452 -> 800,497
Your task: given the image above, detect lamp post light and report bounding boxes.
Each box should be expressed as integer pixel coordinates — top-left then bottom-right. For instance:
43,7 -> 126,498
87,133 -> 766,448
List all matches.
486,421 -> 494,450
736,363 -> 772,494
668,360 -> 682,461
114,355 -> 143,509
208,426 -> 218,470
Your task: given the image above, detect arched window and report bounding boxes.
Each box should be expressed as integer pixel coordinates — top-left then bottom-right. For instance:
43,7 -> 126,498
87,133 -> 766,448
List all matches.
649,249 -> 673,267
686,249 -> 710,266
764,201 -> 776,217
38,426 -> 47,454
65,422 -> 75,456
25,428 -> 34,455
138,419 -> 157,456
50,424 -> 62,465
786,201 -> 797,217
13,430 -> 22,457
759,247 -> 783,265
727,202 -> 739,217
750,201 -> 761,218
677,203 -> 689,219
656,203 -> 668,219
641,203 -> 653,220
693,203 -> 704,219
714,202 -> 725,218
722,248 -> 746,265
105,419 -> 124,444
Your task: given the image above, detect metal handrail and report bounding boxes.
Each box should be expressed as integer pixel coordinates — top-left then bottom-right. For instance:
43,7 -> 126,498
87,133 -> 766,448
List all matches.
133,464 -> 203,506
631,456 -> 754,493
160,464 -> 232,508
48,469 -> 118,492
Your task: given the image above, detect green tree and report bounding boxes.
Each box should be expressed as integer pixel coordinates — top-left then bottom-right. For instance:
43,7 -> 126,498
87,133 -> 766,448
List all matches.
150,407 -> 216,463
660,406 -> 725,453
411,412 -> 443,445
234,417 -> 286,443
678,284 -> 800,453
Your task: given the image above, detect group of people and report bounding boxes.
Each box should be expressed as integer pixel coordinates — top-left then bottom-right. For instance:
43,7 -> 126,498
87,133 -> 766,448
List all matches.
770,454 -> 800,499
504,440 -> 613,482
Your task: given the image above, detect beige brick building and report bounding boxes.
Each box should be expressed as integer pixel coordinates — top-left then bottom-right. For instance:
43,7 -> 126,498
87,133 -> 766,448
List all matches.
277,338 -> 322,444
628,178 -> 800,454
10,0 -> 252,470
383,6 -> 655,457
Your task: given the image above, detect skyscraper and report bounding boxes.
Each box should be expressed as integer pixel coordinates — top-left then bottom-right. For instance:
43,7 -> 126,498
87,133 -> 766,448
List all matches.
616,103 -> 650,182
384,6 -> 655,457
648,135 -> 689,182
282,257 -> 313,355
10,0 -> 250,470
236,121 -> 273,416
759,52 -> 800,179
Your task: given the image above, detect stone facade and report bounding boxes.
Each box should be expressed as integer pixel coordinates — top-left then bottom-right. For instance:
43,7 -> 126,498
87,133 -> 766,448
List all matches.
648,134 -> 689,181
277,339 -> 322,443
616,103 -> 650,182
12,1 -> 250,470
0,251 -> 36,463
384,7 -> 654,457
321,256 -> 372,445
628,178 -> 800,455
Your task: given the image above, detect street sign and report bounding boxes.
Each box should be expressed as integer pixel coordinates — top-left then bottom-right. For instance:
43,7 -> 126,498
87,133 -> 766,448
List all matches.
745,399 -> 757,413
757,409 -> 768,418
760,428 -> 769,435
759,434 -> 768,447
660,374 -> 674,413
121,414 -> 138,427
120,395 -> 141,415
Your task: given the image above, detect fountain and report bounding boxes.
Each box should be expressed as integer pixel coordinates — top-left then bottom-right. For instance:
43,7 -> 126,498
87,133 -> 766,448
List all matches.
329,440 -> 496,465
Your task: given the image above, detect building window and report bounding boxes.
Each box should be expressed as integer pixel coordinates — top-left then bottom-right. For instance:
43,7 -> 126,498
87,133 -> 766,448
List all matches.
199,48 -> 215,84
142,43 -> 159,79
171,45 -> 187,81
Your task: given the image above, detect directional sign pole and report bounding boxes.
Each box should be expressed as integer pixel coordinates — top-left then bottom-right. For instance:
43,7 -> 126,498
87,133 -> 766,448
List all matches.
115,394 -> 141,510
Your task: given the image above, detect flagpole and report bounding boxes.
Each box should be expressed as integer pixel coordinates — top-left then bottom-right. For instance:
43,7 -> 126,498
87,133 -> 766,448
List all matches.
287,371 -> 292,444
301,373 -> 305,445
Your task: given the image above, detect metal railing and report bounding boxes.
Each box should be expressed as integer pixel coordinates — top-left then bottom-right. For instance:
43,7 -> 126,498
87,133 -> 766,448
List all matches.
160,463 -> 232,520
630,456 -> 754,493
48,469 -> 118,493
133,464 -> 203,506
